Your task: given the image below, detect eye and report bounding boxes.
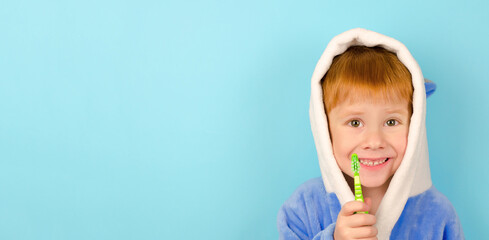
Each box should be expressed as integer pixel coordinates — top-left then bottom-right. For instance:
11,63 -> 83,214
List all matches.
349,120 -> 362,127
385,119 -> 399,126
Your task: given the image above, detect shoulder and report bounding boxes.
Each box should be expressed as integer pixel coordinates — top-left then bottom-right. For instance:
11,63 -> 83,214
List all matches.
282,177 -> 329,207
394,186 -> 464,239
415,186 -> 458,215
290,177 -> 326,197
402,185 -> 461,224
277,177 -> 340,238
278,177 -> 341,220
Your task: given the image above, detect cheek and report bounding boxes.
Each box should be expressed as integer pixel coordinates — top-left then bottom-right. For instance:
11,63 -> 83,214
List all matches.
391,129 -> 409,156
331,130 -> 356,158
330,125 -> 355,144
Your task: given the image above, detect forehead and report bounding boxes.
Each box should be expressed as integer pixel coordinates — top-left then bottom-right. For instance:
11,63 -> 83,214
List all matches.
344,93 -> 409,106
332,97 -> 410,115
342,87 -> 409,104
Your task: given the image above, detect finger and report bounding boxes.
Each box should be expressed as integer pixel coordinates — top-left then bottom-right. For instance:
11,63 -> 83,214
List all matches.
339,201 -> 370,216
349,226 -> 378,238
345,213 -> 377,228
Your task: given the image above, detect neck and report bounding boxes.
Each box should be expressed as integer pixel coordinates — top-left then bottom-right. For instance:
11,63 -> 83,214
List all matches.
344,173 -> 392,215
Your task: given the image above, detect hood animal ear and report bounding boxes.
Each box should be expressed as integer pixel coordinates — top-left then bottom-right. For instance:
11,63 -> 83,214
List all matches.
424,78 -> 436,98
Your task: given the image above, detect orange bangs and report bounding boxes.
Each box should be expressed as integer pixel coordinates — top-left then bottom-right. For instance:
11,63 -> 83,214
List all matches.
321,46 -> 413,114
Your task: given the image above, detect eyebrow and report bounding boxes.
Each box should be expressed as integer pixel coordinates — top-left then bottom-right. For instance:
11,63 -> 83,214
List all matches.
341,111 -> 364,116
338,108 -> 408,117
385,108 -> 409,114
335,111 -> 364,119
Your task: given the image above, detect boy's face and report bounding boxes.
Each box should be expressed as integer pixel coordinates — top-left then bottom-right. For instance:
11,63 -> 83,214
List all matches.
328,99 -> 410,188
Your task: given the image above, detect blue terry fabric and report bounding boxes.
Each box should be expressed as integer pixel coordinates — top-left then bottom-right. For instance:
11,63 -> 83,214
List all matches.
277,177 -> 464,240
277,178 -> 340,240
390,186 -> 464,239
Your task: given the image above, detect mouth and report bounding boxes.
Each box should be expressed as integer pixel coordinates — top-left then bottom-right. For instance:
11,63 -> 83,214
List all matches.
358,158 -> 390,168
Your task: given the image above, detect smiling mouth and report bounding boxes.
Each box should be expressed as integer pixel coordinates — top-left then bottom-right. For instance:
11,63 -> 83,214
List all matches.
359,158 -> 389,167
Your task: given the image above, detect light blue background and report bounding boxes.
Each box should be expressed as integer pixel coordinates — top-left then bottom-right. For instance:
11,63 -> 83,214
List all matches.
1,0 -> 487,239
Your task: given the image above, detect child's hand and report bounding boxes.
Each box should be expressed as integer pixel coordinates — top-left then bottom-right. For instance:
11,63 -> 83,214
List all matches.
334,198 -> 377,240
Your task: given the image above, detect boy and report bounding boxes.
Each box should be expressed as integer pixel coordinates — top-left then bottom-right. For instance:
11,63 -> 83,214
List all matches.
277,28 -> 464,239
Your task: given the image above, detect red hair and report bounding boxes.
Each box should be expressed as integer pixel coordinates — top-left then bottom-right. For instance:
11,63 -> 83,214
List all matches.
321,46 -> 413,114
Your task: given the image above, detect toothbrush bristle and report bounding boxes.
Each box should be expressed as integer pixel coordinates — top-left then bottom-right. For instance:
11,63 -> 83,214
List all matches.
351,154 -> 359,173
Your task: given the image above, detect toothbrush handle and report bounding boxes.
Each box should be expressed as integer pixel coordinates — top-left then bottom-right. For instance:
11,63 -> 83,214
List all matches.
354,173 -> 369,214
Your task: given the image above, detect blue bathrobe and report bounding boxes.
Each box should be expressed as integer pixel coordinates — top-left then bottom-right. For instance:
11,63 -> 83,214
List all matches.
277,28 -> 464,239
277,177 -> 464,239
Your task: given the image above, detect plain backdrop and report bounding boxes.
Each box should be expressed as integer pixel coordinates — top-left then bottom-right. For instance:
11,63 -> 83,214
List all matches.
1,0 -> 488,239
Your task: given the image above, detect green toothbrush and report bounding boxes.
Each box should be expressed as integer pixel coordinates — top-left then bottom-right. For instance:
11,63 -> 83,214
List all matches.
351,153 -> 368,214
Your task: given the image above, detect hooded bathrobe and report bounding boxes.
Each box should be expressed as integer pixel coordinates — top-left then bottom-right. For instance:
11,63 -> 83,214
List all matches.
277,28 -> 464,240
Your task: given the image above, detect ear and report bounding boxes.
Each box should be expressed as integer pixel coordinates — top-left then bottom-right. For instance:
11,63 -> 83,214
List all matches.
424,78 -> 436,98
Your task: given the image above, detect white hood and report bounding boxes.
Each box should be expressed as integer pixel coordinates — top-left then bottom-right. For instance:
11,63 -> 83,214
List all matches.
309,28 -> 432,239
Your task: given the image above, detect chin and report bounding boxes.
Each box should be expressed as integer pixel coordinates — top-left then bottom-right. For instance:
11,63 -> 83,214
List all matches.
361,177 -> 390,188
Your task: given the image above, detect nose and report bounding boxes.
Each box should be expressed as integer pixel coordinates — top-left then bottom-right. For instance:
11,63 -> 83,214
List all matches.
361,127 -> 386,150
